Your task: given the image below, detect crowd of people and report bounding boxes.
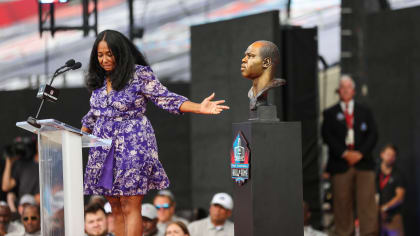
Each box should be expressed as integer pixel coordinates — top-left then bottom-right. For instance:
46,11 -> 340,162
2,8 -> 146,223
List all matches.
83,190 -> 234,236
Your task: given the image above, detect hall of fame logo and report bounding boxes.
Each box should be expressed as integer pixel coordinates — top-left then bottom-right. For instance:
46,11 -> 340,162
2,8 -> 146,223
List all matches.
230,131 -> 250,185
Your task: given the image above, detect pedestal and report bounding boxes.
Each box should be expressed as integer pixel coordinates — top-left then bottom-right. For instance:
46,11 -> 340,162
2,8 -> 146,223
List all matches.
232,121 -> 303,236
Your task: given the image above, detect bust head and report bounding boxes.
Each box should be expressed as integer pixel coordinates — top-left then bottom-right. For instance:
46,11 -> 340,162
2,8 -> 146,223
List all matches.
241,41 -> 285,111
241,40 -> 280,80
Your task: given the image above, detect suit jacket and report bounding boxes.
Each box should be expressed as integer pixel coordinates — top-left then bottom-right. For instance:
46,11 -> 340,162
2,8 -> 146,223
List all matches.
322,102 -> 378,175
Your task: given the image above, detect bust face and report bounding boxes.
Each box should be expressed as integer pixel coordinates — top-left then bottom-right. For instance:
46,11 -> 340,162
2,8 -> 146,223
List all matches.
241,42 -> 265,79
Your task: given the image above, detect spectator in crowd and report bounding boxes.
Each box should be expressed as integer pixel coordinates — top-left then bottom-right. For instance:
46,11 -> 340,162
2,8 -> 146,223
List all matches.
141,203 -> 162,236
84,203 -> 113,236
6,204 -> 41,236
6,194 -> 37,222
165,221 -> 189,236
322,75 -> 378,236
188,193 -> 234,236
153,190 -> 188,233
377,144 -> 405,236
303,201 -> 327,236
2,137 -> 39,206
0,202 -> 24,236
17,195 -> 36,218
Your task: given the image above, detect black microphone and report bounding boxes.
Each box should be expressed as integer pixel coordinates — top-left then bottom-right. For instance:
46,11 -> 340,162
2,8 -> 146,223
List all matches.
71,62 -> 82,70
52,59 -> 76,78
51,61 -> 82,79
49,61 -> 82,87
65,59 -> 76,67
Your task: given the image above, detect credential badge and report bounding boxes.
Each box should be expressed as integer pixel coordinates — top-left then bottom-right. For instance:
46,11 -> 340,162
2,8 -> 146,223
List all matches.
337,112 -> 344,121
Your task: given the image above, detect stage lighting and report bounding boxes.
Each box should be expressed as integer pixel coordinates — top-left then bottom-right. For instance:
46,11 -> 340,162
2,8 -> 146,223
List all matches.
39,0 -> 70,4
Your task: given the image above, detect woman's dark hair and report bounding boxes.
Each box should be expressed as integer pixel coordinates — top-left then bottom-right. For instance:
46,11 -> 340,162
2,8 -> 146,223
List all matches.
166,221 -> 190,235
86,30 -> 149,91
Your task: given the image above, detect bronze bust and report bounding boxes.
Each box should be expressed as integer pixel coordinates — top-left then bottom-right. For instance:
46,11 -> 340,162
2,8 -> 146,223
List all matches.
241,40 -> 285,111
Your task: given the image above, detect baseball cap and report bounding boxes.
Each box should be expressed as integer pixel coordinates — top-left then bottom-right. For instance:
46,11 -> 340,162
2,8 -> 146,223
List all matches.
104,202 -> 112,214
19,194 -> 36,206
211,193 -> 233,210
142,203 -> 157,220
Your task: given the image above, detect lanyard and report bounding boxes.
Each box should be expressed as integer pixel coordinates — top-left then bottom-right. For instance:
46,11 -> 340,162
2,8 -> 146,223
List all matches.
379,173 -> 391,190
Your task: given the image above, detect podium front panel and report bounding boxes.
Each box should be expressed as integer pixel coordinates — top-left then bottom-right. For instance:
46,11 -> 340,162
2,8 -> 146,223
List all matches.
38,130 -> 65,236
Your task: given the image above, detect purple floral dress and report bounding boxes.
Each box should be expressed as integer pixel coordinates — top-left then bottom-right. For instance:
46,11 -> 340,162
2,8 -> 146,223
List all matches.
81,65 -> 188,196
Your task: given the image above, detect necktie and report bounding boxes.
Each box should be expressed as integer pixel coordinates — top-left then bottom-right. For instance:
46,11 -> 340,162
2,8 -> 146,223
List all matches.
344,103 -> 354,149
344,103 -> 353,129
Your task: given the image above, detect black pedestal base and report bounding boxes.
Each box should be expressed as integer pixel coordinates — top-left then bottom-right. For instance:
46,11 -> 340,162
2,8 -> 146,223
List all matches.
232,121 -> 303,236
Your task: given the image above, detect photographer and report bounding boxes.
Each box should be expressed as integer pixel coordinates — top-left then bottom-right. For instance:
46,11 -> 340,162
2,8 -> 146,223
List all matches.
1,137 -> 40,215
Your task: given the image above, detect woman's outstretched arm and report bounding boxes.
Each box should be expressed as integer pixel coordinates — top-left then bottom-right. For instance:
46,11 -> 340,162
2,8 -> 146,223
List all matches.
180,93 -> 230,115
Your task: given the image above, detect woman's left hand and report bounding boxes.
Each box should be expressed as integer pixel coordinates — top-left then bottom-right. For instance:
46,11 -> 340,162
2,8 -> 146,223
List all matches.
199,93 -> 230,114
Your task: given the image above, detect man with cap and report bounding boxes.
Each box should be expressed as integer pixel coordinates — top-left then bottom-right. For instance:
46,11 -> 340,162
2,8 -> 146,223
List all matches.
17,195 -> 36,218
188,193 -> 234,236
153,190 -> 188,233
141,203 -> 163,236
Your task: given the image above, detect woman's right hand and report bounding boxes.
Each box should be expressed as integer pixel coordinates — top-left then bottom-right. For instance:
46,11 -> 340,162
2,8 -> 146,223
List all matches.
81,126 -> 92,134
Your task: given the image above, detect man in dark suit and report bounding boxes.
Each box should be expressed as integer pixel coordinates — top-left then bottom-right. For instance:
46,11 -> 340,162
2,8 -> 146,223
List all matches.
322,76 -> 378,236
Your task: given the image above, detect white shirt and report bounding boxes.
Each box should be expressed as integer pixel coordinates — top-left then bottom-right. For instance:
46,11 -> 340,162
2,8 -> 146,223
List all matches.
4,221 -> 25,236
188,217 -> 234,236
340,99 -> 354,115
304,226 -> 327,236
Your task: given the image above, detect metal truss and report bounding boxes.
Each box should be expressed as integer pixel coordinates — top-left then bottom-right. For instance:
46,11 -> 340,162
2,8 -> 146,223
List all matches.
38,0 -> 98,37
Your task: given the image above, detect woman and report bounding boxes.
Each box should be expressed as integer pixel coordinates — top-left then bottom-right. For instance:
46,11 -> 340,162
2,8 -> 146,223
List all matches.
165,221 -> 190,236
81,30 -> 229,236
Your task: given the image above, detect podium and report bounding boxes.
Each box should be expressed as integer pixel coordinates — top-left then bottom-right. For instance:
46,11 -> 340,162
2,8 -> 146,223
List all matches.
16,119 -> 111,236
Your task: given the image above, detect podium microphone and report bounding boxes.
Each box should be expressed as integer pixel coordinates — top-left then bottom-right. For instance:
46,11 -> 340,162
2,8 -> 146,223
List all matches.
27,60 -> 82,128
71,62 -> 82,70
50,59 -> 76,86
53,59 -> 75,77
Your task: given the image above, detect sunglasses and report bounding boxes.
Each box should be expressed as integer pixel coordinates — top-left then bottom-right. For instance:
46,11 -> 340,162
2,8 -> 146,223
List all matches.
23,216 -> 38,222
155,203 -> 170,210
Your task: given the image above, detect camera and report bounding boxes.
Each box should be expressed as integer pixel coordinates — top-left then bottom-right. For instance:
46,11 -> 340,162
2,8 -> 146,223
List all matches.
1,136 -> 37,162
